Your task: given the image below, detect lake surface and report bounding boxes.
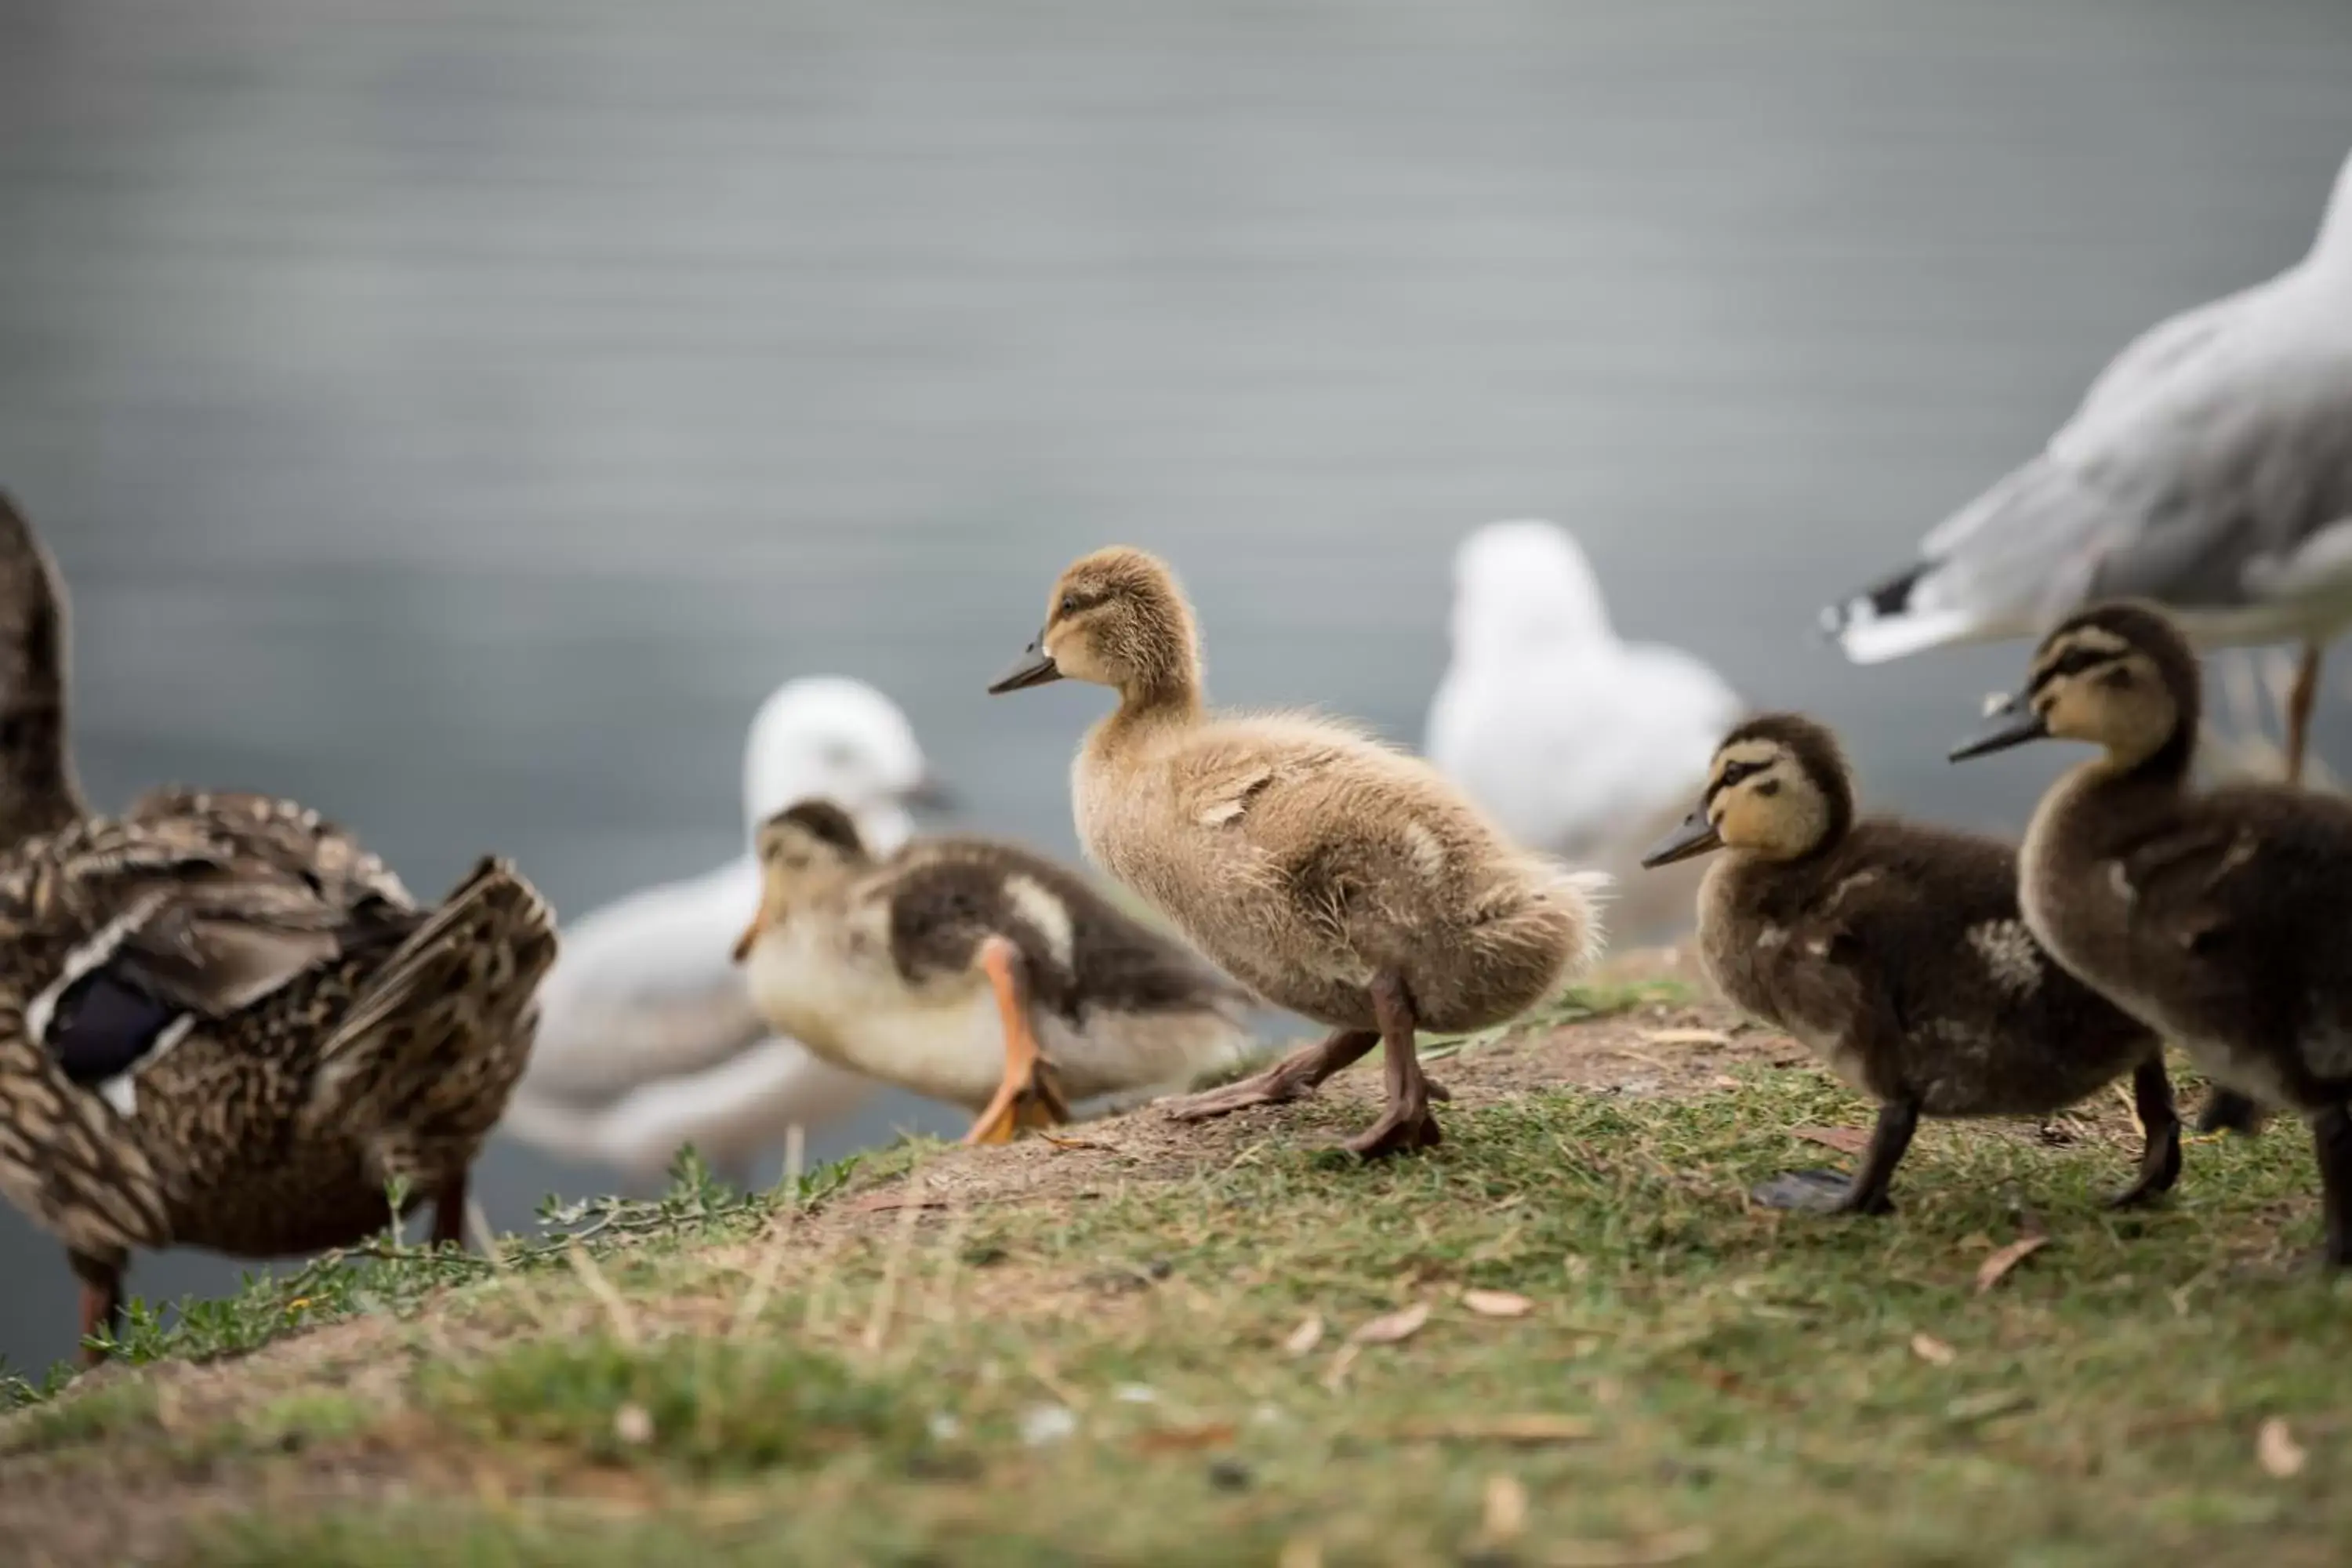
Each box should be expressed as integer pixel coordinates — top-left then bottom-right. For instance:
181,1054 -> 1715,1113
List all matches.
2,0 -> 2349,1373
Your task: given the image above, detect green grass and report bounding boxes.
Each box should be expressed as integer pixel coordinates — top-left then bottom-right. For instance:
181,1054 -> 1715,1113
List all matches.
423,1336 -> 929,1475
1419,975 -> 1694,1059
0,1378 -> 159,1457
27,1149 -> 872,1374
11,1065 -> 2352,1566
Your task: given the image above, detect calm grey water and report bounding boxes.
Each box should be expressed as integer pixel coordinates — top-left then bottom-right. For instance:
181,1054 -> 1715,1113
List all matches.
2,0 -> 2349,1374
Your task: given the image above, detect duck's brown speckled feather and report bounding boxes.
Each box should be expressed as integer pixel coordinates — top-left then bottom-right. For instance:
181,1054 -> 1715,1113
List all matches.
0,802 -> 556,1265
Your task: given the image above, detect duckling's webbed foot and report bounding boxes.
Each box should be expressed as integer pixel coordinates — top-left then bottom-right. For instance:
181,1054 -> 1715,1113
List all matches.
966,937 -> 1073,1145
2108,1057 -> 2183,1210
1340,972 -> 1443,1160
1752,1101 -> 1918,1218
1163,1028 -> 1378,1122
1751,1168 -> 1885,1215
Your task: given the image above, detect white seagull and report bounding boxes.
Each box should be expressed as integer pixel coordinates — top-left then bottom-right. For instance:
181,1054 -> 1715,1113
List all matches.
1821,147 -> 2352,781
1426,519 -> 1742,867
500,677 -> 942,1185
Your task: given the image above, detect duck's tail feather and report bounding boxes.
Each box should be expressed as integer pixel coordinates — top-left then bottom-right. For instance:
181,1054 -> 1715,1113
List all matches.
308,857 -> 560,1145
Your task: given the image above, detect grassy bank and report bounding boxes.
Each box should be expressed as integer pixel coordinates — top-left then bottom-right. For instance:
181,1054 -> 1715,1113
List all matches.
3,960 -> 2347,1566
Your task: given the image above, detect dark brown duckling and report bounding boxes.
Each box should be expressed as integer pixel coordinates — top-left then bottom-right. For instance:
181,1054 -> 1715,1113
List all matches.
1955,600 -> 2352,1264
1644,712 -> 2178,1215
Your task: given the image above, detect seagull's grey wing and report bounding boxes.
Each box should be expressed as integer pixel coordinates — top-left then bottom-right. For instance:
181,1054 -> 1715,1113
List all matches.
1831,285 -> 2352,662
2056,281 -> 2270,453
2070,337 -> 2352,612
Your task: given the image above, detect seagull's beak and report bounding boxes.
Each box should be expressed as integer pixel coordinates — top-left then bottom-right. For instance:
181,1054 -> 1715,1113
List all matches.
988,637 -> 1062,695
901,772 -> 957,811
1949,691 -> 2049,761
1639,809 -> 1722,869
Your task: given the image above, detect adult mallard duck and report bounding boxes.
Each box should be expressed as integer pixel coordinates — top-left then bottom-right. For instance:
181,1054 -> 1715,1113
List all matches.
1955,600 -> 2352,1265
1642,713 -> 2177,1215
733,800 -> 1258,1143
986,546 -> 1604,1156
0,492 -> 559,1361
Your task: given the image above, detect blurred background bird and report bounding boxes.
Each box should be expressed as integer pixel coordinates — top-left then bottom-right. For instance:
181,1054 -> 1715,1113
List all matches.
502,678 -> 942,1190
1820,147 -> 2352,786
1426,520 -> 1743,942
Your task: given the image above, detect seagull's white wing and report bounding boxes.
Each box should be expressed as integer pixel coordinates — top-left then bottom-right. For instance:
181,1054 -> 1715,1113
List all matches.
504,1039 -> 877,1177
512,856 -> 773,1110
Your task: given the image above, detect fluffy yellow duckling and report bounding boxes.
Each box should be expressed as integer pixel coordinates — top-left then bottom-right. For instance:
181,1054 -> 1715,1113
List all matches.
987,546 -> 1604,1156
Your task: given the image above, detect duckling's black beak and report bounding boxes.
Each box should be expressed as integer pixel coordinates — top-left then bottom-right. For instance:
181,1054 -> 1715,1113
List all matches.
987,639 -> 1062,695
1949,692 -> 2048,761
1639,810 -> 1722,869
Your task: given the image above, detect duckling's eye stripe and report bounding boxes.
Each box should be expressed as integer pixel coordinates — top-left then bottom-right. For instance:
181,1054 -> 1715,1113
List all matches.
1058,590 -> 1107,616
2031,647 -> 2115,691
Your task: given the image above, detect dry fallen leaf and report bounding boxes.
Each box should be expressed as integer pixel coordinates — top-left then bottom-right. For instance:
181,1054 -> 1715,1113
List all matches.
2259,1417 -> 2308,1478
1320,1344 -> 1360,1392
1283,1315 -> 1326,1357
1134,1422 -> 1237,1453
1393,1414 -> 1595,1445
1548,1526 -> 1714,1567
1944,1389 -> 2034,1425
1039,1132 -> 1113,1152
612,1403 -> 655,1446
1640,1027 -> 1733,1047
1974,1236 -> 2049,1294
1349,1301 -> 1432,1345
1462,1289 -> 1535,1319
1790,1126 -> 1873,1156
1480,1474 -> 1529,1542
1910,1333 -> 1958,1367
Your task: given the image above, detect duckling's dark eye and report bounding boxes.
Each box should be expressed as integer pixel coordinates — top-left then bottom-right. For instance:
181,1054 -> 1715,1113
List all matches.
1059,593 -> 1082,616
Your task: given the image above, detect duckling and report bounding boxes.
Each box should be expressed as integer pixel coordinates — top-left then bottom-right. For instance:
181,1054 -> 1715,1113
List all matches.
731,800 -> 1258,1143
1642,713 -> 2177,1214
986,546 -> 1605,1156
0,494 -> 559,1362
1952,600 -> 2352,1264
